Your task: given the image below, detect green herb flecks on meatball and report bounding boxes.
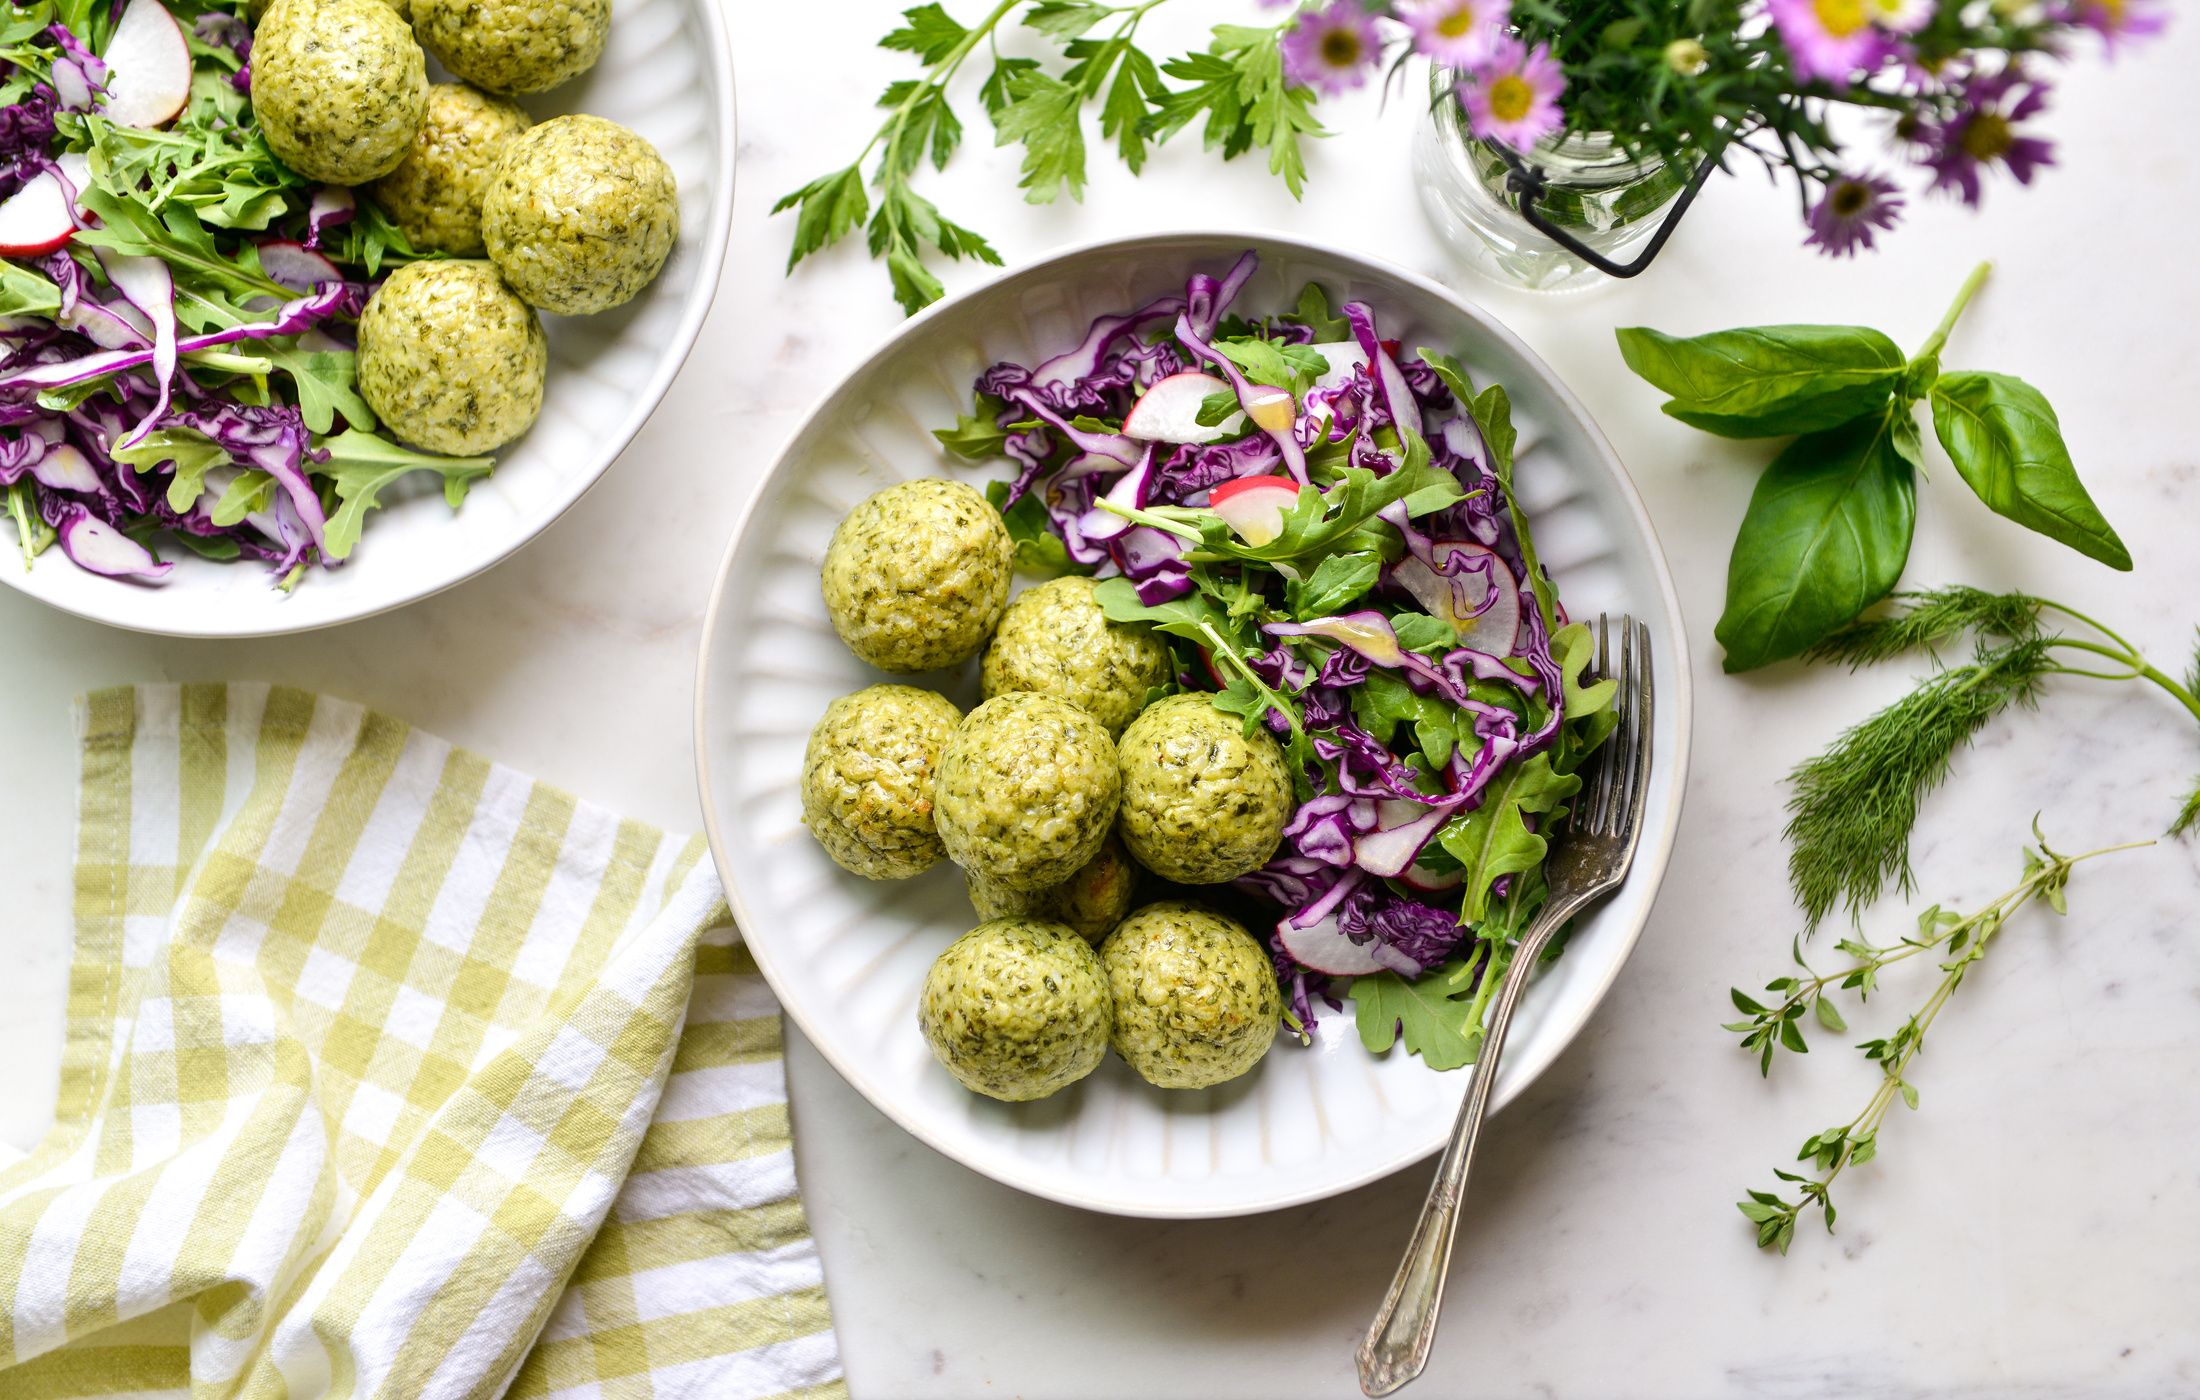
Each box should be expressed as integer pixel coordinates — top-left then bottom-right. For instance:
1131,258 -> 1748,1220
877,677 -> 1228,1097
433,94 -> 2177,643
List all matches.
1101,901 -> 1279,1090
821,479 -> 1013,674
482,115 -> 678,316
356,261 -> 547,456
251,0 -> 425,185
412,0 -> 609,95
935,693 -> 1120,893
371,84 -> 532,257
801,684 -> 962,880
981,576 -> 1172,737
965,831 -> 1138,942
1116,693 -> 1293,884
920,918 -> 1112,1101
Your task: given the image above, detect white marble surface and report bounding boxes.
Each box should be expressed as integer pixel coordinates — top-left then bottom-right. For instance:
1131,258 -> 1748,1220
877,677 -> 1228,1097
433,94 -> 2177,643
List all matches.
5,4 -> 2200,1396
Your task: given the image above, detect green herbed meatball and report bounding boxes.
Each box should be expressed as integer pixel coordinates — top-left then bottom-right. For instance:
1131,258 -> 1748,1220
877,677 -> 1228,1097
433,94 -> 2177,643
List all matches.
935,693 -> 1120,893
251,0 -> 426,186
1117,693 -> 1293,884
821,479 -> 1013,674
920,919 -> 1112,1102
965,832 -> 1137,943
370,84 -> 532,257
356,262 -> 546,456
801,685 -> 962,880
980,576 -> 1172,737
481,116 -> 678,316
412,0 -> 609,95
1101,902 -> 1280,1090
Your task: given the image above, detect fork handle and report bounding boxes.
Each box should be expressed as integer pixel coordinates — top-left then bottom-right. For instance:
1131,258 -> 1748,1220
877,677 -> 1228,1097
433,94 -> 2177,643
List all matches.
1354,890 -> 1591,1397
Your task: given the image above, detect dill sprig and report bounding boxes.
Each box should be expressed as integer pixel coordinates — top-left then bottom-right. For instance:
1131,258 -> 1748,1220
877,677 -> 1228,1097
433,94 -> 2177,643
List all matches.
1731,829 -> 2152,1254
1786,589 -> 2200,927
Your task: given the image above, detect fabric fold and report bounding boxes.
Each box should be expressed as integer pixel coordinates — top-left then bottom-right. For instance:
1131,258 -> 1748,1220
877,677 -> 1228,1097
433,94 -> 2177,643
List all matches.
0,684 -> 846,1400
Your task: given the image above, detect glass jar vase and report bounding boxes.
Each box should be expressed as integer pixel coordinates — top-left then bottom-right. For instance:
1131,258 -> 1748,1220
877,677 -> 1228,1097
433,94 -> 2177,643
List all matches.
1412,67 -> 1692,293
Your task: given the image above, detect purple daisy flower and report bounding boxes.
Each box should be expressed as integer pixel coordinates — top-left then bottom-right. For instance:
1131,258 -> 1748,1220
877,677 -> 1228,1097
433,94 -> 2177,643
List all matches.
1281,0 -> 1384,97
1925,70 -> 2056,206
1456,37 -> 1565,149
1805,172 -> 1905,256
2065,0 -> 2169,54
1769,0 -> 1883,82
1865,0 -> 1934,34
1399,0 -> 1509,67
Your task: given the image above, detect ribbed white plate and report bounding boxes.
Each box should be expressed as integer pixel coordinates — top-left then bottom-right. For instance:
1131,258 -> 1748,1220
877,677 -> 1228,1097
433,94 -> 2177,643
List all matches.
696,233 -> 1692,1218
0,0 -> 736,636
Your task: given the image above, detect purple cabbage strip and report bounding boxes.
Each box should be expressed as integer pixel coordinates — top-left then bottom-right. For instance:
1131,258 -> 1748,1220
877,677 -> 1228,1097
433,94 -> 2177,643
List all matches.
0,86 -> 57,194
1182,251 -> 1256,341
169,402 -> 329,552
0,285 -> 349,394
1342,302 -> 1422,445
1172,310 -> 1307,484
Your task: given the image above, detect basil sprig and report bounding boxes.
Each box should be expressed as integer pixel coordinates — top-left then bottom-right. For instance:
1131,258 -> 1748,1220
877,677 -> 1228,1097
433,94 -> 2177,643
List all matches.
1617,263 -> 2131,673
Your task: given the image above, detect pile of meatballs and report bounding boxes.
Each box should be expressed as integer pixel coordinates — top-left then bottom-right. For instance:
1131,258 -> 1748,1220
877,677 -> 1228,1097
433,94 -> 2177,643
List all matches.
803,478 -> 1301,1104
249,0 -> 679,455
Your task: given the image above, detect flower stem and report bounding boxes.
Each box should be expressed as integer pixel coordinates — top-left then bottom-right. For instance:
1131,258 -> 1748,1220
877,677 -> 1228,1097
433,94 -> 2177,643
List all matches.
1912,260 -> 1994,364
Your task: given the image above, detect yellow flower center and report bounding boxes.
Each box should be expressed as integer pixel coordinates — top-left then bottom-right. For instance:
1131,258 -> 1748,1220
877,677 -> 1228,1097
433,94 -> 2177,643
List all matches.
1437,5 -> 1476,37
1486,75 -> 1533,123
1960,112 -> 2013,161
1812,0 -> 1869,37
1320,27 -> 1363,66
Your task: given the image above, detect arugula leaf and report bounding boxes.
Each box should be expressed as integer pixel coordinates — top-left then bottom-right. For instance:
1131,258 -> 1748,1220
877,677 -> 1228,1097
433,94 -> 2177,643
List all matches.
995,69 -> 1087,204
1438,752 -> 1582,922
1614,325 -> 1907,439
1194,390 -> 1243,428
208,469 -> 277,528
0,259 -> 60,317
1218,442 -> 1463,567
1286,282 -> 1352,342
984,478 -> 1086,577
74,186 -> 289,305
4,480 -> 52,566
114,428 -> 230,513
1349,958 -> 1483,1071
257,342 -> 373,434
1928,371 -> 2131,571
311,430 -> 492,560
935,397 -> 1011,459
1093,575 -> 1244,649
1288,549 -> 1379,618
1349,669 -> 1462,769
1717,409 -> 1921,672
1214,336 -> 1328,391
1388,612 -> 1457,656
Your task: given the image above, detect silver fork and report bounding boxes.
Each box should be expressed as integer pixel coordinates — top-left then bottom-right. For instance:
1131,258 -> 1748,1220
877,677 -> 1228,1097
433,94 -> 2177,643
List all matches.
1356,615 -> 1656,1397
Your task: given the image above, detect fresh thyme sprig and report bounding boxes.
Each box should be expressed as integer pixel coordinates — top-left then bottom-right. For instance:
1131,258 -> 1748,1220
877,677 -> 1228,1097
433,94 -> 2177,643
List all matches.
1731,829 -> 2151,1254
774,2 -> 1320,314
1786,587 -> 2200,927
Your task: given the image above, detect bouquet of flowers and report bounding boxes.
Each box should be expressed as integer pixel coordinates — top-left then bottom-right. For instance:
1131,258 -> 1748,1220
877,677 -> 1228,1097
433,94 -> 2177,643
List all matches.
779,0 -> 2165,311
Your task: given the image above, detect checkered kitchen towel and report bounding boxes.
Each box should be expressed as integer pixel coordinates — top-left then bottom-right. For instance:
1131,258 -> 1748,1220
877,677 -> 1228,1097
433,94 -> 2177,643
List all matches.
0,684 -> 845,1399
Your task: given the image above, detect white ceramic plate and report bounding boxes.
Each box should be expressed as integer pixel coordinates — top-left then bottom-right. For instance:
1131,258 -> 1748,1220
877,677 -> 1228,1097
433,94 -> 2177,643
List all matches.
696,232 -> 1691,1218
0,0 -> 736,637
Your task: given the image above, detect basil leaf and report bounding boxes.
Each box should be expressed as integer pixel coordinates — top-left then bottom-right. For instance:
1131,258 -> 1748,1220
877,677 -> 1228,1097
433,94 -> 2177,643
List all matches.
1716,410 -> 1920,673
1929,370 -> 2132,571
1616,325 -> 1906,439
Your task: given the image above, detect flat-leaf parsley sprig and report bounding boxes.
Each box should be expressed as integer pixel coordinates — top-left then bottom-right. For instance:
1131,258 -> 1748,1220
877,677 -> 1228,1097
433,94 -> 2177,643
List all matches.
1730,827 -> 2151,1254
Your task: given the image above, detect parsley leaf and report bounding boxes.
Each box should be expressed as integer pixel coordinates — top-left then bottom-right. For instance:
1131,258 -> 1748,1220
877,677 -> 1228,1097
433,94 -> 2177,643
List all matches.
995,69 -> 1088,204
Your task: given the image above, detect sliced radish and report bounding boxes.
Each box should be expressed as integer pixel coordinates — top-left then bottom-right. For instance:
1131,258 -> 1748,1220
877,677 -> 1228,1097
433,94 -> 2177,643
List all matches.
1307,340 -> 1368,393
99,0 -> 193,129
0,170 -> 80,256
256,240 -> 343,290
1209,473 -> 1300,548
51,60 -> 94,112
30,443 -> 103,494
1122,371 -> 1241,444
1399,860 -> 1465,894
1278,914 -> 1389,978
55,509 -> 171,581
1354,800 -> 1458,878
1393,541 -> 1523,655
1077,454 -> 1150,544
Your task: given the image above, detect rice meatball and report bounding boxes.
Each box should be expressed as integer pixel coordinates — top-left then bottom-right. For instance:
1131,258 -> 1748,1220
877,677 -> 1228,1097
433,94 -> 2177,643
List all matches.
801,684 -> 962,881
919,919 -> 1112,1102
1101,902 -> 1280,1090
251,0 -> 426,185
821,479 -> 1013,674
965,832 -> 1138,943
1117,693 -> 1293,884
356,262 -> 547,455
980,576 -> 1172,737
481,115 -> 678,315
412,0 -> 609,95
370,84 -> 532,256
934,693 -> 1120,894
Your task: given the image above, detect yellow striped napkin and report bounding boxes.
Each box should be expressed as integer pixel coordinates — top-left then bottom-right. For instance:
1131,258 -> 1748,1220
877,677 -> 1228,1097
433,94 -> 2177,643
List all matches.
0,684 -> 845,1400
